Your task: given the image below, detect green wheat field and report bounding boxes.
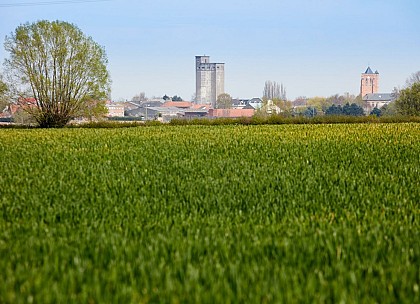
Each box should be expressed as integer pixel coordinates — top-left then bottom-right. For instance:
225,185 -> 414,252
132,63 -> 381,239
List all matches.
0,124 -> 419,303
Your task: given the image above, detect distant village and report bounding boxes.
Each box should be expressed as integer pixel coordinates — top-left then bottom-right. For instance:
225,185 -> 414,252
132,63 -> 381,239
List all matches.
0,55 -> 397,123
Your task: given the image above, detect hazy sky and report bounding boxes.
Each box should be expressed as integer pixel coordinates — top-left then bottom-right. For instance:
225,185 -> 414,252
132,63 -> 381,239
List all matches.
1,0 -> 419,101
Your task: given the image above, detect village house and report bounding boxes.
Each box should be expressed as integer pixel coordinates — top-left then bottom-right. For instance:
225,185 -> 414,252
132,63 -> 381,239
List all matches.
105,102 -> 125,117
363,93 -> 396,111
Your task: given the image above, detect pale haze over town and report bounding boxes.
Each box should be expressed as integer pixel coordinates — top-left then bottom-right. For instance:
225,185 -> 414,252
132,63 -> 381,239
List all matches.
0,0 -> 419,101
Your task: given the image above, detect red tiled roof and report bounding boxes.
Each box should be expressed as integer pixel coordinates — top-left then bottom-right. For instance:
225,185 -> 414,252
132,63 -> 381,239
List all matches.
17,97 -> 37,105
191,104 -> 210,110
209,109 -> 255,118
162,101 -> 193,108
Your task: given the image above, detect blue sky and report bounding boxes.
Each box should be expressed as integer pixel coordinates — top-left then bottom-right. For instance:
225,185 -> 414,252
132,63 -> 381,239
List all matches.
1,0 -> 419,101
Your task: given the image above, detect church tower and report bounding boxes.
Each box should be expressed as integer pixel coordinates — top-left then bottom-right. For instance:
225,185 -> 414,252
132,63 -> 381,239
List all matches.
360,67 -> 379,97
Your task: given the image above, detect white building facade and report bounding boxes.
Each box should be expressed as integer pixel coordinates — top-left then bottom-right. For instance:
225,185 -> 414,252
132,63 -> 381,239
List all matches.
106,103 -> 125,117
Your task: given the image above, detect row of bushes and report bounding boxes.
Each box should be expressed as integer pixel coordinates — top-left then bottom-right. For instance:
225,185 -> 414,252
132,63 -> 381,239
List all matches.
1,115 -> 420,129
169,115 -> 420,126
69,115 -> 420,128
66,120 -> 162,128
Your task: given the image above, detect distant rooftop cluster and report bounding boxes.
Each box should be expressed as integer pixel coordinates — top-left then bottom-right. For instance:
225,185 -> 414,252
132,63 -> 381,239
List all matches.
112,97 -> 263,122
0,59 -> 398,123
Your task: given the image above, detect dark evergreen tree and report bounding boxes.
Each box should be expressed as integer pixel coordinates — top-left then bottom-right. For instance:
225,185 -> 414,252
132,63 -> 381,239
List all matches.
343,103 -> 364,116
325,104 -> 343,115
370,107 -> 382,117
172,95 -> 183,101
326,103 -> 364,116
303,106 -> 317,117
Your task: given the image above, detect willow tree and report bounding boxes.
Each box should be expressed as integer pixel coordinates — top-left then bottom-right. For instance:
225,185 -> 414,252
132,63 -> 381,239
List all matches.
4,20 -> 110,127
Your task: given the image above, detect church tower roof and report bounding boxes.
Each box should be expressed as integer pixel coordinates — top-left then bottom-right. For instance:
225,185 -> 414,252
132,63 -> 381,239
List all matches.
364,67 -> 374,74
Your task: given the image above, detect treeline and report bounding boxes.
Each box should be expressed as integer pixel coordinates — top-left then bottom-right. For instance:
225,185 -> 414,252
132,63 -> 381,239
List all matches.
3,115 -> 420,129
169,115 -> 420,126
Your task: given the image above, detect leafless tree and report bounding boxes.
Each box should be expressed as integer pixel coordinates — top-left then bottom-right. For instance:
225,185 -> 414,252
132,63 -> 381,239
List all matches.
391,87 -> 400,100
405,71 -> 420,88
263,81 -> 287,100
191,93 -> 196,103
132,92 -> 148,103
